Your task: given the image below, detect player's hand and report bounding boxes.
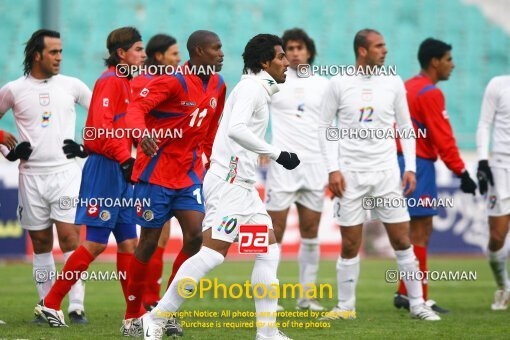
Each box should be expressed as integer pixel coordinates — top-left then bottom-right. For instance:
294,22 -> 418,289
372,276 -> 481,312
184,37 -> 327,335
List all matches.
62,139 -> 88,159
476,160 -> 493,195
0,131 -> 17,150
120,158 -> 135,183
402,171 -> 416,196
275,151 -> 300,170
329,170 -> 346,198
140,136 -> 159,157
460,170 -> 477,195
6,141 -> 33,161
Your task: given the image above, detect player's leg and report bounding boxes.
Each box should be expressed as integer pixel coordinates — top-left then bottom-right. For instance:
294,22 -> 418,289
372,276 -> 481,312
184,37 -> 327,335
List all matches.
37,227 -> 109,327
124,181 -> 170,321
113,224 -> 138,304
54,220 -> 87,323
487,214 -> 510,310
295,202 -> 323,311
144,229 -> 229,338
267,209 -> 289,245
144,220 -> 170,310
29,228 -> 56,313
384,221 -> 439,320
166,209 -> 204,288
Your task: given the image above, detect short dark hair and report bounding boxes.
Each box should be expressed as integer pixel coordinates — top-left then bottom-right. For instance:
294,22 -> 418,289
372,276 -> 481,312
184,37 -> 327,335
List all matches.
282,28 -> 317,64
353,28 -> 381,58
418,38 -> 452,69
145,34 -> 177,66
23,29 -> 60,76
242,34 -> 283,74
104,27 -> 142,67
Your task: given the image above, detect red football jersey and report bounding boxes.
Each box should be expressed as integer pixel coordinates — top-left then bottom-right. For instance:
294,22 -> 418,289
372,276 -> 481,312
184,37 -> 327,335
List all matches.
83,66 -> 132,164
126,65 -> 226,189
397,73 -> 465,175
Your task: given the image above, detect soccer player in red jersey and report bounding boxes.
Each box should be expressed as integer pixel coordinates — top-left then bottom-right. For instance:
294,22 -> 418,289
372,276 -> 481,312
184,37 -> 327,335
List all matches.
131,34 -> 184,314
35,27 -> 146,330
394,38 -> 477,313
122,30 -> 225,336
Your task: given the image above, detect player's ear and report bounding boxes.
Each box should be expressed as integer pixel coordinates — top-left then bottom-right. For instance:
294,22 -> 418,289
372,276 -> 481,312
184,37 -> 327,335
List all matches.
117,47 -> 126,62
261,60 -> 271,71
430,57 -> 439,69
34,51 -> 42,62
154,51 -> 164,63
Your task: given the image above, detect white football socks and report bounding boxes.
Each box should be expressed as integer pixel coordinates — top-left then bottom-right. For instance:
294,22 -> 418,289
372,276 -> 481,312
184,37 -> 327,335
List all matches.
154,246 -> 224,314
252,243 -> 280,338
489,247 -> 510,291
299,237 -> 320,297
64,250 -> 86,313
336,255 -> 359,310
395,246 -> 424,307
33,252 -> 55,300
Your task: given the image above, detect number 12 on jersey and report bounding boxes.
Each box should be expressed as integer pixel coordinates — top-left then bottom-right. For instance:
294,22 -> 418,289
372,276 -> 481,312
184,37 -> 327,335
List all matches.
359,106 -> 374,122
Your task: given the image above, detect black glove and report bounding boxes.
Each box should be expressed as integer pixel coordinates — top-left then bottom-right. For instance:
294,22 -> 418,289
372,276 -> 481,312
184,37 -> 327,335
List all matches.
63,139 -> 88,159
120,158 -> 135,183
459,170 -> 477,195
275,151 -> 300,170
6,141 -> 32,161
477,160 -> 493,195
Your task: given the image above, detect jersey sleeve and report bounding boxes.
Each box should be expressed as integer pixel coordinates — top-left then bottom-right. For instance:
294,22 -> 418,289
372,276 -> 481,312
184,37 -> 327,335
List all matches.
125,76 -> 178,142
227,80 -> 281,159
0,83 -> 14,118
476,78 -> 498,161
99,78 -> 132,163
318,78 -> 341,173
201,83 -> 226,163
420,89 -> 465,176
73,78 -> 92,110
394,77 -> 416,173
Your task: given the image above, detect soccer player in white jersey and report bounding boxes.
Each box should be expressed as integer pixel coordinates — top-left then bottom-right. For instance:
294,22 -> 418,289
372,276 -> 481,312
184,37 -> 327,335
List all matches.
0,29 -> 91,324
265,28 -> 328,311
476,75 -> 510,310
318,29 -> 440,321
142,34 -> 298,340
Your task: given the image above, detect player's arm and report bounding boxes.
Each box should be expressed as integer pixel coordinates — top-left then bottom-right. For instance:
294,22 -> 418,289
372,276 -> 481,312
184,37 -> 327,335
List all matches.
421,89 -> 476,194
126,76 -> 176,157
228,81 -> 299,169
476,78 -> 498,194
318,78 -> 344,197
74,78 -> 92,110
201,83 -> 226,168
394,78 -> 416,195
99,78 -> 133,164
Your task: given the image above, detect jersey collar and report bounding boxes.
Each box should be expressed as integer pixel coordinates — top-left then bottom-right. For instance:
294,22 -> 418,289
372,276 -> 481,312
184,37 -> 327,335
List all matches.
243,70 -> 280,96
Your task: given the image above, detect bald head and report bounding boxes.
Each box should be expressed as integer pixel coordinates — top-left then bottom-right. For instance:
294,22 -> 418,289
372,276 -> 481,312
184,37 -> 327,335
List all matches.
187,30 -> 219,56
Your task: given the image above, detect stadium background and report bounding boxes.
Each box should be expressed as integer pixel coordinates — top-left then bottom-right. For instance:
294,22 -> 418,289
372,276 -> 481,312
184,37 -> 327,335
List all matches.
1,0 -> 510,260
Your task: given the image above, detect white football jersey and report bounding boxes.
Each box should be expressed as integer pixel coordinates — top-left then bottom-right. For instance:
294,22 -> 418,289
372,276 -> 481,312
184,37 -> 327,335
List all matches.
318,73 -> 415,173
476,75 -> 510,168
270,68 -> 329,163
0,74 -> 91,174
209,70 -> 281,186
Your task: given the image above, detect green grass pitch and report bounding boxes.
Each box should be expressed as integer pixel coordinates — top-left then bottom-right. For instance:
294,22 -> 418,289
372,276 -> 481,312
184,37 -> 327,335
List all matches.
0,257 -> 508,339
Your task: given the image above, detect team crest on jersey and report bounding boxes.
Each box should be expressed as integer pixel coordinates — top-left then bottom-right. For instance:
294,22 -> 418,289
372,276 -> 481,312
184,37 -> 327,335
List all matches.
140,88 -> 149,97
143,210 -> 154,221
103,98 -> 109,107
41,111 -> 52,127
39,93 -> 50,106
100,210 -> 111,221
361,89 -> 372,102
87,204 -> 99,218
489,195 -> 497,209
210,97 -> 217,109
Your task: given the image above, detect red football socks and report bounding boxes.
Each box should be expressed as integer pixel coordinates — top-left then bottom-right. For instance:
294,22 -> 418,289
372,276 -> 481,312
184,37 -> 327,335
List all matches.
44,245 -> 94,310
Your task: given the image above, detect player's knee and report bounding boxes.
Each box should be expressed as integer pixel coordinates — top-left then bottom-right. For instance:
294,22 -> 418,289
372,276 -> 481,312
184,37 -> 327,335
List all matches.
158,232 -> 169,247
117,238 -> 137,253
341,239 -> 360,258
300,223 -> 319,239
83,241 -> 107,257
488,236 -> 506,251
31,237 -> 53,253
183,229 -> 203,251
58,233 -> 80,252
391,237 -> 411,251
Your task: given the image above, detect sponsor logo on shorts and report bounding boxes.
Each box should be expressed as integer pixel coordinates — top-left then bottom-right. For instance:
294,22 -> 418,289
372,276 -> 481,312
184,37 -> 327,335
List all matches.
100,210 -> 111,222
239,225 -> 268,254
87,204 -> 99,218
143,210 -> 154,221
489,195 -> 497,210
